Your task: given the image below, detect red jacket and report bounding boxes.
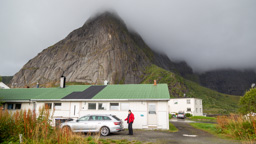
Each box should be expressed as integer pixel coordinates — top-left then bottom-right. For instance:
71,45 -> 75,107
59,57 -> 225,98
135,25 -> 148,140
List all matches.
125,113 -> 135,123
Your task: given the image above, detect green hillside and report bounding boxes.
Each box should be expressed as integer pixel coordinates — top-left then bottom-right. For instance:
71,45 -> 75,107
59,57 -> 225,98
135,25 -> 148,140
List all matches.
141,65 -> 240,114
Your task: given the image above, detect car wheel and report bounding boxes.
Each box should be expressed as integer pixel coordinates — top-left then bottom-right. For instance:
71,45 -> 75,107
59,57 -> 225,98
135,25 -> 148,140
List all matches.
100,126 -> 110,136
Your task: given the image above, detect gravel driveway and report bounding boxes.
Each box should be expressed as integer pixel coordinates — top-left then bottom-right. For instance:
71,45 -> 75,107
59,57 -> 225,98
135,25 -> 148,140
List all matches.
100,119 -> 240,144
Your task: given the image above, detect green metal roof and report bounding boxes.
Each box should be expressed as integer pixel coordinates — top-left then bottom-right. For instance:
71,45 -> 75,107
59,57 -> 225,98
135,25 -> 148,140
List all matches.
0,85 -> 90,100
93,84 -> 170,99
0,84 -> 170,100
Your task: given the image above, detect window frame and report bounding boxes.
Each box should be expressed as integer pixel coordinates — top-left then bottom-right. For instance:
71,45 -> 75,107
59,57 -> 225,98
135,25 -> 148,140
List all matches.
98,103 -> 106,110
88,103 -> 97,110
54,103 -> 62,110
110,103 -> 119,111
187,99 -> 191,104
15,104 -> 21,110
187,108 -> 191,112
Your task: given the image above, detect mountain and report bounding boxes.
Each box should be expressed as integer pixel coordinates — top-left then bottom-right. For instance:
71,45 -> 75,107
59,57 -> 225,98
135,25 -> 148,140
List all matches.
198,69 -> 256,96
10,12 -> 189,88
10,12 -> 243,114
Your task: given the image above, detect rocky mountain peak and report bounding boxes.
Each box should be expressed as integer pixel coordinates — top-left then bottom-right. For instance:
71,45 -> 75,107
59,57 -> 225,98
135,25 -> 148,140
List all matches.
10,11 -> 155,87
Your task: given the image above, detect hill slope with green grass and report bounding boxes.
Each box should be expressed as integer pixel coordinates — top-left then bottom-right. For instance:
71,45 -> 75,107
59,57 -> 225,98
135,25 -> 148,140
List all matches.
141,65 -> 240,114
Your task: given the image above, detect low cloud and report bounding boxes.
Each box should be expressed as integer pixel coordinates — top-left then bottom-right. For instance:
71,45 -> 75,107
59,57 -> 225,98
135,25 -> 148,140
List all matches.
0,0 -> 256,75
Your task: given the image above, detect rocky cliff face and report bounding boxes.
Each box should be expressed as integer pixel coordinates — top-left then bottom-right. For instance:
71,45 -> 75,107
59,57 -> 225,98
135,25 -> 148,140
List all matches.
11,12 -> 186,87
198,70 -> 256,96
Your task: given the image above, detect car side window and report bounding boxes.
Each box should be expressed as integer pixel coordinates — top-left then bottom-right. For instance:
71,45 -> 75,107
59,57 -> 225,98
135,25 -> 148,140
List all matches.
96,116 -> 103,120
79,116 -> 89,121
89,116 -> 96,121
103,116 -> 111,120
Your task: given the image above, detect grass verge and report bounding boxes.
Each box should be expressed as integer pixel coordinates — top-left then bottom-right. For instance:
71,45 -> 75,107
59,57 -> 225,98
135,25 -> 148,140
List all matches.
169,122 -> 178,132
188,116 -> 216,122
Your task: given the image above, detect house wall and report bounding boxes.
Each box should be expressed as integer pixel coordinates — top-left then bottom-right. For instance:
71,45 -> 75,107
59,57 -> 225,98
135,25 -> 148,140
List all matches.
168,98 -> 203,116
2,100 -> 169,130
36,101 -> 169,130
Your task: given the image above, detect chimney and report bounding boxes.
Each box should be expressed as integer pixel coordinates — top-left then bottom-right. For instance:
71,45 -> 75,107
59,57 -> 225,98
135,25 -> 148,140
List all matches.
154,80 -> 157,85
104,80 -> 108,85
60,76 -> 66,88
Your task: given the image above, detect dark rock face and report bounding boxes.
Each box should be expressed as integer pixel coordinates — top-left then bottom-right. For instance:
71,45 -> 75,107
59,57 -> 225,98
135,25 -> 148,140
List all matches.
198,70 -> 256,96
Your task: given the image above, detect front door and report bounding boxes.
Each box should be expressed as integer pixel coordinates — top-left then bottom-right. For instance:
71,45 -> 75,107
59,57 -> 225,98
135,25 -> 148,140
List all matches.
70,102 -> 80,117
148,103 -> 157,125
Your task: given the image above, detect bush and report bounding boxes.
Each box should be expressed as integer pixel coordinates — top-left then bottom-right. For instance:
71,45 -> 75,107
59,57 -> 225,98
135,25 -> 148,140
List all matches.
0,107 -> 96,143
185,113 -> 192,117
217,114 -> 256,141
239,88 -> 256,114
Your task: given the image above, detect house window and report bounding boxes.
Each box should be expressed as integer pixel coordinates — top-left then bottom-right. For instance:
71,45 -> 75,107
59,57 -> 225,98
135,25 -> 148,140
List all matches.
187,99 -> 191,104
187,108 -> 191,112
54,103 -> 62,110
98,103 -> 106,110
195,100 -> 197,105
110,103 -> 119,110
45,103 -> 52,109
196,108 -> 198,113
121,103 -> 129,111
15,104 -> 21,109
7,104 -> 13,110
88,103 -> 96,110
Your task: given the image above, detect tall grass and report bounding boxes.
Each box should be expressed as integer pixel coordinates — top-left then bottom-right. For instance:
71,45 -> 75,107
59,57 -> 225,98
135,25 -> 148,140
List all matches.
0,107 -> 101,144
217,114 -> 256,142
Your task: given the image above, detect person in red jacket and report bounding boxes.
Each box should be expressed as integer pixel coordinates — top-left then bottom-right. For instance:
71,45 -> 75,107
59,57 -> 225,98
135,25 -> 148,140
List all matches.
125,110 -> 134,135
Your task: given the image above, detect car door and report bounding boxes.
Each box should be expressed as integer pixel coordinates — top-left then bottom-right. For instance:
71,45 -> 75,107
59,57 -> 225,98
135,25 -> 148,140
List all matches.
73,116 -> 90,131
88,116 -> 102,131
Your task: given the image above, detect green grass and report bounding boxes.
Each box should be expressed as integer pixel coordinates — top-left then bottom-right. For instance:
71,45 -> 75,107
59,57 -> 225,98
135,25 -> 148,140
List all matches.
189,123 -> 233,140
169,122 -> 178,132
141,64 -> 241,114
189,116 -> 216,122
189,123 -> 219,135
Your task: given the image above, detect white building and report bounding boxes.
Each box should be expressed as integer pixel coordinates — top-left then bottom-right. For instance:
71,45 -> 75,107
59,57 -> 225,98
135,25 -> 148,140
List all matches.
168,98 -> 203,116
0,82 -> 10,89
0,84 -> 170,130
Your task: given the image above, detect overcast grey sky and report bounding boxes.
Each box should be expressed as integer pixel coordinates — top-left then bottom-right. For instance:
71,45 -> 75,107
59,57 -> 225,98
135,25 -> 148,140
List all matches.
1,0 -> 256,76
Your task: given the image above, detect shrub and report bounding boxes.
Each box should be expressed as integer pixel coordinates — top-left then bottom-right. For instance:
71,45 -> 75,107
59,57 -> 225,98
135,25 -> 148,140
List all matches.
239,88 -> 256,114
185,113 -> 192,117
217,114 -> 256,141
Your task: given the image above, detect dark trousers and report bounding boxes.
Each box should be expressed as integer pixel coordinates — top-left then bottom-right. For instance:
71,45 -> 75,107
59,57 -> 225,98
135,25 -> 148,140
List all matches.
128,123 -> 133,135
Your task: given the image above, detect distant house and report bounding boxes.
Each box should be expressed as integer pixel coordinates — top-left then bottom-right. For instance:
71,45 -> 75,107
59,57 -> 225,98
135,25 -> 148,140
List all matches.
0,82 -> 10,89
0,84 -> 170,130
168,98 -> 203,116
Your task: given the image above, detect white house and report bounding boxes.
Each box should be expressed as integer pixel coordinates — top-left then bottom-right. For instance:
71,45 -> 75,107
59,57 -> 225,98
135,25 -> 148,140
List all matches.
0,84 -> 170,130
168,98 -> 203,116
0,82 -> 10,89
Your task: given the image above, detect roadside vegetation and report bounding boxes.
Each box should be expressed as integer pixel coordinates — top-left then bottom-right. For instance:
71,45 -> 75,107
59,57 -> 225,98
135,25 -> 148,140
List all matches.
0,108 -> 142,144
169,123 -> 178,132
188,116 -> 216,122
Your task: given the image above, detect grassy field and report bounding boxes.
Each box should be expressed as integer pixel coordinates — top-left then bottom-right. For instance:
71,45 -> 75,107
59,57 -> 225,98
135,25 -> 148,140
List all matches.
141,65 -> 240,114
188,116 -> 216,122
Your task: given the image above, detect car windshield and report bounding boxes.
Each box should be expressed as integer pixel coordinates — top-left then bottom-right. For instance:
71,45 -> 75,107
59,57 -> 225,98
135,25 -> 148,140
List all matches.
178,113 -> 184,115
112,115 -> 121,121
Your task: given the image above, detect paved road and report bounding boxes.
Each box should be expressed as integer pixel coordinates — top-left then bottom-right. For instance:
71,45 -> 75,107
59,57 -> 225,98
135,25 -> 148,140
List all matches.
100,119 -> 240,144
